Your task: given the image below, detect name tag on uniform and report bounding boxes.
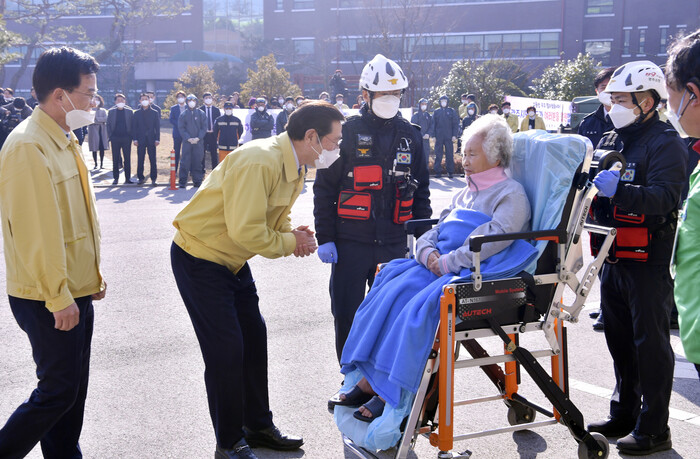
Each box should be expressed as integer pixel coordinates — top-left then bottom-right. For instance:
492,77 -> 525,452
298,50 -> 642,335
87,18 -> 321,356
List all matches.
356,134 -> 373,158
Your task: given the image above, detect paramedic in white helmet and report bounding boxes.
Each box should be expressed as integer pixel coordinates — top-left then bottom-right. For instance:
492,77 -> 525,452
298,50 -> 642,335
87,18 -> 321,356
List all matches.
586,60 -> 687,456
313,54 -> 432,366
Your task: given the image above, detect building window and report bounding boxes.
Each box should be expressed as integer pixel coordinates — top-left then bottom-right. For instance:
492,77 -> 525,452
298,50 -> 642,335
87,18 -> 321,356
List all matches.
275,0 -> 283,9
638,28 -> 646,54
585,41 -> 612,65
623,29 -> 631,55
677,25 -> 687,38
659,27 -> 669,54
586,0 -> 613,15
293,0 -> 313,9
293,38 -> 314,55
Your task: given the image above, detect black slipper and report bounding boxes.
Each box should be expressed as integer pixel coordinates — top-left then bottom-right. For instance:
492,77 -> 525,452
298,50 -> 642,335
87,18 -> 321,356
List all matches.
327,385 -> 373,413
353,396 -> 385,423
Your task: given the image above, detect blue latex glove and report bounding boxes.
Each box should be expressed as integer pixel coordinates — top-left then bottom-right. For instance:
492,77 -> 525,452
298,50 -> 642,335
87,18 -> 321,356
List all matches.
318,242 -> 338,263
594,169 -> 620,197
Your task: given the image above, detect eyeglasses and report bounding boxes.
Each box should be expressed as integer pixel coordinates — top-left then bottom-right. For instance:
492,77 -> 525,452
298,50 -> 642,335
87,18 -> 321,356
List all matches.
322,136 -> 342,149
68,89 -> 99,99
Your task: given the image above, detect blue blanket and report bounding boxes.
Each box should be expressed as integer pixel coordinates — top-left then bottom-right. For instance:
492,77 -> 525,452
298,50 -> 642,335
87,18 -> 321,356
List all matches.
340,209 -> 539,408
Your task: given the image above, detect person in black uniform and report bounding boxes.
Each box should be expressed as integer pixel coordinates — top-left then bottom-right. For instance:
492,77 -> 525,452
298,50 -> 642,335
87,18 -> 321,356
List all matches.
214,101 -> 244,163
410,98 -> 432,167
250,98 -> 274,140
313,54 -> 432,363
578,66 -> 616,330
579,67 -> 616,149
587,61 -> 686,456
132,93 -> 160,185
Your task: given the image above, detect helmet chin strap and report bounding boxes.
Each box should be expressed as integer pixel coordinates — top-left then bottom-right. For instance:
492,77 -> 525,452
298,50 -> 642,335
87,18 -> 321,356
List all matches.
629,93 -> 651,126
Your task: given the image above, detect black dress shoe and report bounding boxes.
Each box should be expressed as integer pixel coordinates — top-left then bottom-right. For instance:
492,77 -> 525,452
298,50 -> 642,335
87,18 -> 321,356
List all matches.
589,308 -> 601,319
588,417 -> 636,438
243,425 -> 303,451
617,429 -> 672,455
215,438 -> 258,459
137,178 -> 146,185
592,313 -> 604,331
111,179 -> 118,185
125,179 -> 135,184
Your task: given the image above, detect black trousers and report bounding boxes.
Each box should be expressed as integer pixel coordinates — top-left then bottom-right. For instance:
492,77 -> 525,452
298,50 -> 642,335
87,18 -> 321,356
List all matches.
0,296 -> 94,459
600,262 -> 674,435
330,240 -> 405,363
173,136 -> 182,172
110,137 -> 131,181
202,132 -> 218,170
170,243 -> 273,448
434,136 -> 455,175
137,142 -> 157,181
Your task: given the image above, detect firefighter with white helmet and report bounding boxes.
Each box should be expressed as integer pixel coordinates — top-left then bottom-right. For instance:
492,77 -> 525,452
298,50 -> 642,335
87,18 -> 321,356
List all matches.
587,60 -> 687,455
314,54 -> 432,366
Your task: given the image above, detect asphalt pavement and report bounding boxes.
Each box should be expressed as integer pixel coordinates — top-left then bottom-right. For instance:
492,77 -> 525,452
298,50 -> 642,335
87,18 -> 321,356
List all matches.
0,176 -> 698,459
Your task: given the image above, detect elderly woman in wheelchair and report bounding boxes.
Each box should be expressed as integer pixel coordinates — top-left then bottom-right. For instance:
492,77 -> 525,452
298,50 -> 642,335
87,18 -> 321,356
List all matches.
328,115 -> 540,430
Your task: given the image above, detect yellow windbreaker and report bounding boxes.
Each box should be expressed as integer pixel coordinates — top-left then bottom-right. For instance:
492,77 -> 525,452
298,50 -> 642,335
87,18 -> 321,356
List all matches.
0,108 -> 103,312
173,132 -> 305,274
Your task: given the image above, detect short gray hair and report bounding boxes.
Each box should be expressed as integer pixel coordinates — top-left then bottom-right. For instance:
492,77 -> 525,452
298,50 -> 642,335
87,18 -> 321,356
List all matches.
460,114 -> 513,168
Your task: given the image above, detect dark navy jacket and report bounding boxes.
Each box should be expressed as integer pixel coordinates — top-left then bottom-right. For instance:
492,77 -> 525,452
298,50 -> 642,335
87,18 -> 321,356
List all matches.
429,106 -> 460,138
169,104 -> 185,140
132,106 -> 160,144
213,114 -> 243,150
314,105 -> 432,246
591,113 -> 687,264
250,109 -> 274,139
578,104 -> 614,149
410,109 -> 432,137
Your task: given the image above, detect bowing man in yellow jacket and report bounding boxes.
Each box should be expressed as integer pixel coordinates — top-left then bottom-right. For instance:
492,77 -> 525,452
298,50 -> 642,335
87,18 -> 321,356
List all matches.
520,105 -> 547,131
0,47 -> 106,458
171,101 -> 344,459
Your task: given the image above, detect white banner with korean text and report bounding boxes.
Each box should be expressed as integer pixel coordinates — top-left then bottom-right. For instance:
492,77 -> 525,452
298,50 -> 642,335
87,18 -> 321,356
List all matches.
504,96 -> 572,132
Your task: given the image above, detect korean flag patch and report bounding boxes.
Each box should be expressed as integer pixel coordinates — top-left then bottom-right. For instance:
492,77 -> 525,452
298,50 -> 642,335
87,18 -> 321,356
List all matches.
621,169 -> 635,182
396,152 -> 412,164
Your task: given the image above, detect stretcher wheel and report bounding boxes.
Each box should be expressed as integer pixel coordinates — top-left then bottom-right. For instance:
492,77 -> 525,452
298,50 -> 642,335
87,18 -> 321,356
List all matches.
577,432 -> 609,459
506,404 -> 536,425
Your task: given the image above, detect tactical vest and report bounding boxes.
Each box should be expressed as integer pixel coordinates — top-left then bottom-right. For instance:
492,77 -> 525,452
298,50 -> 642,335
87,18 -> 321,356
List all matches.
337,117 -> 420,225
590,130 -> 677,262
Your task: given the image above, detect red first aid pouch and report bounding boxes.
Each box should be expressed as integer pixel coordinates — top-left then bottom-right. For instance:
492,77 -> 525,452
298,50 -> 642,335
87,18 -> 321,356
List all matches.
338,191 -> 371,220
353,165 -> 383,191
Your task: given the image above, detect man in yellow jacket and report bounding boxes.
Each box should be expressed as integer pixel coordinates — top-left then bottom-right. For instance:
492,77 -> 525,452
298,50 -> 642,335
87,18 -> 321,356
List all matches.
0,47 -> 106,458
520,105 -> 547,131
171,101 -> 344,459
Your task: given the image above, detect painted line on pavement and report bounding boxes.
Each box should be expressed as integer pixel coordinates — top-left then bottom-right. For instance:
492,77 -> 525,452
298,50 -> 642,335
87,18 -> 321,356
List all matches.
569,378 -> 700,427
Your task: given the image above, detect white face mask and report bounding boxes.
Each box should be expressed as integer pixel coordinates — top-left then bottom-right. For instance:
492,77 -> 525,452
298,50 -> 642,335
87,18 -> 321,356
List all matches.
188,100 -> 196,108
489,110 -> 498,115
503,108 -> 510,115
177,97 -> 185,104
204,98 -> 213,105
667,89 -> 691,138
468,109 -> 475,116
336,100 -> 343,105
62,91 -> 95,130
149,97 -> 155,103
608,102 -> 641,129
224,109 -> 233,116
440,101 -> 447,107
141,100 -> 149,107
420,104 -> 427,111
461,99 -> 468,104
528,111 -> 535,119
257,105 -> 265,112
312,135 -> 341,169
278,98 -> 284,105
116,102 -> 125,109
598,91 -> 612,107
285,103 -> 294,111
371,95 -> 400,119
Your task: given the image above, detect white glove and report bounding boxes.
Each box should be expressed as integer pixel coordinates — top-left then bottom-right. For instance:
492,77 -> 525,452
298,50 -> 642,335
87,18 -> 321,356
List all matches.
423,134 -> 429,140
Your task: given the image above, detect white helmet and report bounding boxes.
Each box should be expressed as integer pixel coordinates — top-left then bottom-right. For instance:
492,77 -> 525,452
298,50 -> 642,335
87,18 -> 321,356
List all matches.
604,60 -> 668,99
359,54 -> 408,92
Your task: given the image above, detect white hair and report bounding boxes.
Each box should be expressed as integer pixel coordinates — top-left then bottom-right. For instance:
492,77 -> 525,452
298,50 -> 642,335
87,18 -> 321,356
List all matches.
460,114 -> 514,168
